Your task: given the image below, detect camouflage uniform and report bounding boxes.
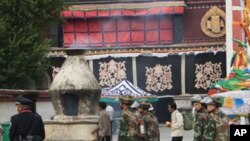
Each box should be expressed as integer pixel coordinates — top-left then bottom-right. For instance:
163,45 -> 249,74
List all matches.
118,108 -> 138,141
203,111 -> 229,141
144,112 -> 160,141
193,110 -> 209,141
201,97 -> 230,141
137,102 -> 160,141
118,95 -> 139,141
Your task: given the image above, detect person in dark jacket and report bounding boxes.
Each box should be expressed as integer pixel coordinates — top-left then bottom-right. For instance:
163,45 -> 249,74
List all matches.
9,96 -> 45,141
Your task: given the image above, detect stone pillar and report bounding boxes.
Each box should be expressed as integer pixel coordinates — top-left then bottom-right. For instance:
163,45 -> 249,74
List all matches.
45,50 -> 101,141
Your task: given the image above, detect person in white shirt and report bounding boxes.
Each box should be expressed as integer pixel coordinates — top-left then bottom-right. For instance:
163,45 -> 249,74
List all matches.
166,102 -> 184,141
106,104 -> 114,120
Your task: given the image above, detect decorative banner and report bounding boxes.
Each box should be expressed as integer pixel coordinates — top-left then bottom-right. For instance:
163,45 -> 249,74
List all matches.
136,55 -> 181,96
185,52 -> 226,94
211,90 -> 250,115
234,98 -> 244,108
93,57 -> 133,88
224,97 -> 234,108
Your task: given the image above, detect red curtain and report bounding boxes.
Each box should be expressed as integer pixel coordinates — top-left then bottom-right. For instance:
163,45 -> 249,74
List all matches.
63,16 -> 173,47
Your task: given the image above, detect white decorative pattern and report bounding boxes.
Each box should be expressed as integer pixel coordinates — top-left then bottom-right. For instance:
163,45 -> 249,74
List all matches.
195,61 -> 222,90
145,64 -> 173,92
99,59 -> 127,87
101,80 -> 153,97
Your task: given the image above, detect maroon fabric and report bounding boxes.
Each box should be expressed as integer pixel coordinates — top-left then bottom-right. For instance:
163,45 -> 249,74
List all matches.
63,16 -> 173,47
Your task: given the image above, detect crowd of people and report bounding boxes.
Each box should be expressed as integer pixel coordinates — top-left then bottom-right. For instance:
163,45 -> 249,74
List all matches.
0,94 -> 232,141
191,95 -> 230,141
92,95 -> 160,141
117,95 -> 160,141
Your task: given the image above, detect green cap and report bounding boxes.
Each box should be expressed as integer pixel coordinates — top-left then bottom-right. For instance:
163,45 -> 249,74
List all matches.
120,95 -> 133,104
138,102 -> 151,109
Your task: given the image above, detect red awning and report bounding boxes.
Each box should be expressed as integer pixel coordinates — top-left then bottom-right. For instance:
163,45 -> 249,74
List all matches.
63,1 -> 185,18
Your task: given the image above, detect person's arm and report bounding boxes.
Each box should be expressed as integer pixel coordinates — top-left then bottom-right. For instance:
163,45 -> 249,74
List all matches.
118,112 -> 129,141
9,117 -> 17,141
92,116 -> 100,134
171,112 -> 183,130
203,119 -> 216,141
193,114 -> 205,141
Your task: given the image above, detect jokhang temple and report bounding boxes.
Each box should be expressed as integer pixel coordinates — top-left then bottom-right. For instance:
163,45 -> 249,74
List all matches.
0,0 -> 227,123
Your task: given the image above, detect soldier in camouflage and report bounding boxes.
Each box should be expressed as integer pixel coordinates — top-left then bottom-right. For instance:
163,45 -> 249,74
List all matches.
137,102 -> 160,141
202,97 -> 229,141
118,95 -> 139,141
191,95 -> 209,141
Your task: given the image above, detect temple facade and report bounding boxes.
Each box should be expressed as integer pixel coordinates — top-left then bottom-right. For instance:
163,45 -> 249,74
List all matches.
0,0 -> 227,123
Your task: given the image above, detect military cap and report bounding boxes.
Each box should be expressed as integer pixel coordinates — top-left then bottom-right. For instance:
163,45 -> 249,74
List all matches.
201,96 -> 221,106
131,101 -> 140,108
120,95 -> 133,104
138,102 -> 151,109
200,96 -> 213,104
16,96 -> 32,105
190,95 -> 202,102
210,97 -> 222,107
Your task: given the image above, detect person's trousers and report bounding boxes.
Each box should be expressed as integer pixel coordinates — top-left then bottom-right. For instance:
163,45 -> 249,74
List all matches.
99,136 -> 111,141
171,136 -> 183,141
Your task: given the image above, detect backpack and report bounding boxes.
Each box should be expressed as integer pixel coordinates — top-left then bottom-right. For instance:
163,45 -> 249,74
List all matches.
181,111 -> 194,130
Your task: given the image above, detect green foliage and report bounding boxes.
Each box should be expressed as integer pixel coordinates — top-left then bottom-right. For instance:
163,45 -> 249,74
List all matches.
0,0 -> 64,89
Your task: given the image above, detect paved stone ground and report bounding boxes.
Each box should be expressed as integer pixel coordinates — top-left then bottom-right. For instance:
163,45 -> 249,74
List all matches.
112,124 -> 194,141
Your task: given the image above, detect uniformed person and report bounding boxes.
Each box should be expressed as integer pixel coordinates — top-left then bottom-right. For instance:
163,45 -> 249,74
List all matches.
202,97 -> 229,141
118,95 -> 138,141
191,95 -> 209,141
9,96 -> 45,141
137,102 -> 160,141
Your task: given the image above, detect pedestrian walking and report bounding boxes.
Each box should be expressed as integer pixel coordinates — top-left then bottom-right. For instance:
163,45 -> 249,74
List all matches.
191,95 -> 209,141
92,102 -> 111,141
137,102 -> 160,141
118,95 -> 138,141
106,104 -> 114,121
166,103 -> 184,141
202,97 -> 229,141
9,96 -> 45,141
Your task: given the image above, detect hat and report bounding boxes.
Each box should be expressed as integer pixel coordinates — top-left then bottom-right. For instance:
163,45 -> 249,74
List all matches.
120,95 -> 133,104
200,96 -> 213,104
138,102 -> 151,109
201,96 -> 221,106
131,101 -> 140,108
16,96 -> 32,105
210,97 -> 222,107
190,95 -> 202,102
